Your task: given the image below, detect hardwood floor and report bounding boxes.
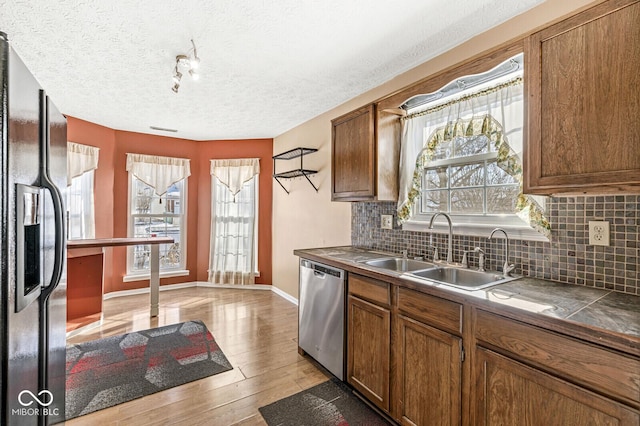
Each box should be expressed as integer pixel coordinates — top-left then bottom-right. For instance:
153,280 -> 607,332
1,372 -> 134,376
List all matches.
64,287 -> 330,425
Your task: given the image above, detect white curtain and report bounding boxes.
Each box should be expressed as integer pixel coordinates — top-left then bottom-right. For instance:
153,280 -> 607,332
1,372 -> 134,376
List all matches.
67,142 -> 99,185
67,142 -> 99,239
397,79 -> 550,237
208,158 -> 260,286
67,171 -> 96,239
210,158 -> 261,198
126,153 -> 191,196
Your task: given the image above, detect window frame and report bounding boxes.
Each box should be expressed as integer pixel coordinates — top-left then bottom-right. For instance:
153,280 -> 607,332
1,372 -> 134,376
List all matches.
407,155 -> 548,242
399,63 -> 549,242
124,173 -> 189,281
66,169 -> 96,240
403,122 -> 548,242
210,174 -> 260,276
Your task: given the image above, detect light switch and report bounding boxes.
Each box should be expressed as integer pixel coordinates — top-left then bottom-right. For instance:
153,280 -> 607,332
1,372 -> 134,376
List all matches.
381,215 -> 393,230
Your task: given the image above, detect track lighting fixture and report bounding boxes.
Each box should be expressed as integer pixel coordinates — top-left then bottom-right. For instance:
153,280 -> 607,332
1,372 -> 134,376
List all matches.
171,39 -> 200,93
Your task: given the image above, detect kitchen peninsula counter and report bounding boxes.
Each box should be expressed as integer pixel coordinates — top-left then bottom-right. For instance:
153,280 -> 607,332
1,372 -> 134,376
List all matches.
67,237 -> 173,335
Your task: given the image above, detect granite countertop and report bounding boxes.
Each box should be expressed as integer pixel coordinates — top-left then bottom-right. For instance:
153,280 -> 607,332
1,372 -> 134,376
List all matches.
294,246 -> 640,354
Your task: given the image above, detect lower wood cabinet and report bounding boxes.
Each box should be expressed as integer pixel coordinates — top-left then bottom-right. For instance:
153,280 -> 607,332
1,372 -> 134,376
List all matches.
474,347 -> 639,425
347,294 -> 391,411
345,275 -> 639,425
347,275 -> 463,422
395,315 -> 462,426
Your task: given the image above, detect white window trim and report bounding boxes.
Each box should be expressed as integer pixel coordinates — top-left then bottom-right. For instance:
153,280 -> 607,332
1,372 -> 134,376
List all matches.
254,177 -> 260,275
412,139 -> 548,242
403,215 -> 549,242
67,169 -> 96,240
125,172 -> 188,275
123,269 -> 190,282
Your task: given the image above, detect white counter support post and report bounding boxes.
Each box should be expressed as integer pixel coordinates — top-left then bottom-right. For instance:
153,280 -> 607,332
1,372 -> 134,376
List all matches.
150,244 -> 160,317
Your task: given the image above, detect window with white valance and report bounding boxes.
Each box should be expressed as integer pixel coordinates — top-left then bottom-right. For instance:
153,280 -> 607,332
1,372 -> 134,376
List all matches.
67,142 -> 99,239
125,153 -> 190,279
397,66 -> 550,241
126,153 -> 191,196
68,142 -> 100,185
208,158 -> 260,286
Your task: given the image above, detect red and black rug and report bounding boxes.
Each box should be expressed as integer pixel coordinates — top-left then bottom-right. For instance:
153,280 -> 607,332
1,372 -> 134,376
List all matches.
65,320 -> 232,420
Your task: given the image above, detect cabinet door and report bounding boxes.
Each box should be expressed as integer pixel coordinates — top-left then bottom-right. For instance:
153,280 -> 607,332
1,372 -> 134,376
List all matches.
525,0 -> 640,194
396,315 -> 462,426
474,347 -> 639,425
331,104 -> 376,201
347,294 -> 391,411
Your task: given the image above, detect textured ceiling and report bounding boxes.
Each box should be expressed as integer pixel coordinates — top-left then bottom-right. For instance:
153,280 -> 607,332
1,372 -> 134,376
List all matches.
0,0 -> 544,140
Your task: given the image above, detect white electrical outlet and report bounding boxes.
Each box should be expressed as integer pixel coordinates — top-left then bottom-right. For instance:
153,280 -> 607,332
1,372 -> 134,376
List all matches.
381,214 -> 393,230
588,221 -> 610,246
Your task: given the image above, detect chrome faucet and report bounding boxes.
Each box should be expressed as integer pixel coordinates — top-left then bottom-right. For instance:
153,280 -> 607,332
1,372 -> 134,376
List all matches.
475,247 -> 486,272
461,247 -> 486,272
489,228 -> 515,276
428,212 -> 453,263
428,234 -> 439,262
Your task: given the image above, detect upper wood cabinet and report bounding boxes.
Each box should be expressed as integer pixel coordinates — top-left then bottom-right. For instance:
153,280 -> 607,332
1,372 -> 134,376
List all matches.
524,0 -> 640,194
332,104 -> 377,201
331,104 -> 399,201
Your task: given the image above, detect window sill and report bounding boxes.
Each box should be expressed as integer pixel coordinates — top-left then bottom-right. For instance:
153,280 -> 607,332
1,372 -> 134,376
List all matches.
402,219 -> 549,242
123,269 -> 190,282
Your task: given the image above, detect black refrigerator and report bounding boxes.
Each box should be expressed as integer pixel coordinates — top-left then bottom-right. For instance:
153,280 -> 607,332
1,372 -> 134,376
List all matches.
0,32 -> 67,425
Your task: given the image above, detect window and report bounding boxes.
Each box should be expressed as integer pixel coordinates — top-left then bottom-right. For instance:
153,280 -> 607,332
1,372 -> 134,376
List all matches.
208,158 -> 260,286
127,176 -> 187,276
421,134 -> 519,215
66,142 -> 99,240
124,153 -> 191,280
397,54 -> 550,241
67,170 -> 96,239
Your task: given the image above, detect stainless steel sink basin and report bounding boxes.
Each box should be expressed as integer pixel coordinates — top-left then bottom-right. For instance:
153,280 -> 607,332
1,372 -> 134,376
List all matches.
362,257 -> 435,272
408,267 -> 520,290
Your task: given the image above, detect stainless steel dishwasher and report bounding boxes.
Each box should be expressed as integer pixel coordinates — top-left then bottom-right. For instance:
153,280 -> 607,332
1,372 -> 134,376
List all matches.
298,259 -> 346,380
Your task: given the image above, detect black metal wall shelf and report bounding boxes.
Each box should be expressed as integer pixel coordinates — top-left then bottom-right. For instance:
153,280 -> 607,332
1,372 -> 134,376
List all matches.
272,147 -> 318,194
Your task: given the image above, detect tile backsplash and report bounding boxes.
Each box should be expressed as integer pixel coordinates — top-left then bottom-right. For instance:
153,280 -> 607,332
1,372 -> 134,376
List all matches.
351,195 -> 640,296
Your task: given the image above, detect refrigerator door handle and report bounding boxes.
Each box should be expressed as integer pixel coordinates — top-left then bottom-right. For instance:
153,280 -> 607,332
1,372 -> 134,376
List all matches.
39,91 -> 65,300
39,182 -> 64,297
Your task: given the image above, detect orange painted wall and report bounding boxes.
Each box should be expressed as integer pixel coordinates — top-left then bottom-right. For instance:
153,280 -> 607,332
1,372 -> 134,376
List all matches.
67,118 -> 116,291
194,140 -> 273,285
66,117 -> 273,293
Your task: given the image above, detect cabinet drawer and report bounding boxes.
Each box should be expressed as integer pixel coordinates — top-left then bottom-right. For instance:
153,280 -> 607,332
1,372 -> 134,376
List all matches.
475,310 -> 640,408
397,287 -> 462,335
348,274 -> 390,306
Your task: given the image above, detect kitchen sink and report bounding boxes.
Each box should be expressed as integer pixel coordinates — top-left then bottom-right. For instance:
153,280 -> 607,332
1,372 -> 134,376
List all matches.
361,257 -> 435,272
408,267 -> 521,291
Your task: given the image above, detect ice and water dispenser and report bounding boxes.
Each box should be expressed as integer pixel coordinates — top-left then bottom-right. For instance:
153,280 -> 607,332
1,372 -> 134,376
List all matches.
15,183 -> 43,312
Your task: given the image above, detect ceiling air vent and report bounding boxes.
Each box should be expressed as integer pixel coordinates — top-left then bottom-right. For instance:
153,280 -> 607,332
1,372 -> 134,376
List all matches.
149,126 -> 178,133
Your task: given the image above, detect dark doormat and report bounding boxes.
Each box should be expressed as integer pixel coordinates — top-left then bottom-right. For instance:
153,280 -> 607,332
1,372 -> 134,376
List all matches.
65,320 -> 232,420
259,378 -> 392,426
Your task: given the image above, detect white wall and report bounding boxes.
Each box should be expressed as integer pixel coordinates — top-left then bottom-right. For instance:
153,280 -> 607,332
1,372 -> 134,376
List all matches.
272,0 -> 600,299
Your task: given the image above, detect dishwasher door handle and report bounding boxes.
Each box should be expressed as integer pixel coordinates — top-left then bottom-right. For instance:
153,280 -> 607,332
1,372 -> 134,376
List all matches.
313,270 -> 326,279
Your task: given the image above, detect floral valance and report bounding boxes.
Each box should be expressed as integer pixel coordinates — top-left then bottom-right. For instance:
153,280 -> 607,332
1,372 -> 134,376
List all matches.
398,115 -> 550,238
67,142 -> 99,185
210,158 -> 260,197
126,153 -> 191,195
396,77 -> 551,239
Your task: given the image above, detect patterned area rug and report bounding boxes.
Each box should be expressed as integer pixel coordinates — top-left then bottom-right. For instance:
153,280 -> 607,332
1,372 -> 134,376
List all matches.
259,378 -> 391,426
65,320 -> 232,420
